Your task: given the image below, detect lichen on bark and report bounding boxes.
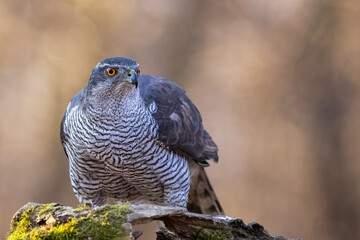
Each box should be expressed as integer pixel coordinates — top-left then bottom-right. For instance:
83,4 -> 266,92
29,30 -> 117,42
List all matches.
7,202 -> 132,240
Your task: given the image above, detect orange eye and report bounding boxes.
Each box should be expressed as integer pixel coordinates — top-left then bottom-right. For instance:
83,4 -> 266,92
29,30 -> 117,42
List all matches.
107,68 -> 116,76
137,68 -> 140,75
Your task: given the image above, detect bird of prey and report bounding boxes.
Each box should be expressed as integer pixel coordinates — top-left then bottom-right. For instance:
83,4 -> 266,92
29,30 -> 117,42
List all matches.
60,57 -> 223,215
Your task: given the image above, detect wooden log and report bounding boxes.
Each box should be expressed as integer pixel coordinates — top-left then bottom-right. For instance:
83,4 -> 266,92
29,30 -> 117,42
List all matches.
7,202 -> 298,240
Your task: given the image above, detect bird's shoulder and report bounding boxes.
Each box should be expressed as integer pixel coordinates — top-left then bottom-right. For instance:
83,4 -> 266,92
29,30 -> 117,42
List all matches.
138,75 -> 218,166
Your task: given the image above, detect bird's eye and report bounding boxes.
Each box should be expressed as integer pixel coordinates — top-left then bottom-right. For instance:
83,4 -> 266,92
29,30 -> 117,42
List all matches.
137,68 -> 140,75
106,68 -> 116,76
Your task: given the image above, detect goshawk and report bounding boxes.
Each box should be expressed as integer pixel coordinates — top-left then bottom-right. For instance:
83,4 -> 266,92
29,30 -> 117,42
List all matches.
60,57 -> 223,215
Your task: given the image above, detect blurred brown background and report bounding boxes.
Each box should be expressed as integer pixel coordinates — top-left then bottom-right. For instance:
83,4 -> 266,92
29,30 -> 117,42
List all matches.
1,0 -> 359,239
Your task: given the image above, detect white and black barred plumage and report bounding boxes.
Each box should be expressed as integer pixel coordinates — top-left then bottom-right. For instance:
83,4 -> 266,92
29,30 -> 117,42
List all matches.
60,57 -> 223,215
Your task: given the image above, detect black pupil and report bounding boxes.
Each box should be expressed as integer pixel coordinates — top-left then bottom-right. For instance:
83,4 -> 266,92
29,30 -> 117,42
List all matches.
109,69 -> 114,75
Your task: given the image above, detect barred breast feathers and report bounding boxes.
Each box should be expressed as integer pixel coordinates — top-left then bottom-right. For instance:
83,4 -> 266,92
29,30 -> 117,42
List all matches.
62,86 -> 190,207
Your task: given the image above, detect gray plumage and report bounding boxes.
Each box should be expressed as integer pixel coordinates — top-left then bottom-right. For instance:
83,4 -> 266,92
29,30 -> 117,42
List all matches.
61,57 -> 223,215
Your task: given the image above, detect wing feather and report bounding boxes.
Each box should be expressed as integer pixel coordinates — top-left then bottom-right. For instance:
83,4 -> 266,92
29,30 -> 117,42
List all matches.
139,75 -> 218,166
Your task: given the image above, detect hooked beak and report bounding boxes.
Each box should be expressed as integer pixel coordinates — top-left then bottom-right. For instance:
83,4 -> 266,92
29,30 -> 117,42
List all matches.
125,69 -> 138,88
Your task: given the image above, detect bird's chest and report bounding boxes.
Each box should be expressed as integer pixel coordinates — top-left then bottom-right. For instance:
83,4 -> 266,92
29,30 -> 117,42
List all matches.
82,108 -> 158,168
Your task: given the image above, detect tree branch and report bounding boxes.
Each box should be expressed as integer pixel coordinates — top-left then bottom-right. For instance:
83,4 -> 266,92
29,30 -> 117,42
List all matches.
7,203 -> 298,240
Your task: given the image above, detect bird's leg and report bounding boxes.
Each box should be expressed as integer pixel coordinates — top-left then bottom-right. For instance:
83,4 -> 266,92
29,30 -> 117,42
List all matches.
78,190 -> 107,209
90,191 -> 107,208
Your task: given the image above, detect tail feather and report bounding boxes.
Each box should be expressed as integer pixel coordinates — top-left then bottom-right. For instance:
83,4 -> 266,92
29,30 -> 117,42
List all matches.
187,162 -> 224,215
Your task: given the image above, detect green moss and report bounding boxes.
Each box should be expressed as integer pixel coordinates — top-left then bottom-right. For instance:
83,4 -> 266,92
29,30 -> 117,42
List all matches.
71,203 -> 90,213
75,203 -> 131,239
37,203 -> 62,218
7,203 -> 131,240
196,229 -> 233,240
31,217 -> 81,240
8,205 -> 35,240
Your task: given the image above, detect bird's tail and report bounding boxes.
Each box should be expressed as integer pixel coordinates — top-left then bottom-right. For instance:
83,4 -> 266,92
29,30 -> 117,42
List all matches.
187,162 -> 224,215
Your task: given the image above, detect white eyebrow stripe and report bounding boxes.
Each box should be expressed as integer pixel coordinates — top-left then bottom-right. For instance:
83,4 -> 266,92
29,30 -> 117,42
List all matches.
95,63 -> 114,69
95,62 -> 140,69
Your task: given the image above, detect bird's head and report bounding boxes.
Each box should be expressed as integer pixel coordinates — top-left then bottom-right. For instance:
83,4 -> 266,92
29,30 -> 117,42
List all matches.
86,57 -> 140,99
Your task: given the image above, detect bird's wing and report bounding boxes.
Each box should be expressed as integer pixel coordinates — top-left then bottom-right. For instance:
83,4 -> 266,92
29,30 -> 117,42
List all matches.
60,90 -> 84,149
139,75 -> 218,166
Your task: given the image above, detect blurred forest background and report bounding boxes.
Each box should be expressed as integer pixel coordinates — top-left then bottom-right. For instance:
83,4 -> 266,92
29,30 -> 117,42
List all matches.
0,0 -> 359,239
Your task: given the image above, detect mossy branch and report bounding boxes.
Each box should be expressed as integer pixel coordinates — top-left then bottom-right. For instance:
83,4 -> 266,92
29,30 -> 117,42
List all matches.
7,203 -> 298,240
